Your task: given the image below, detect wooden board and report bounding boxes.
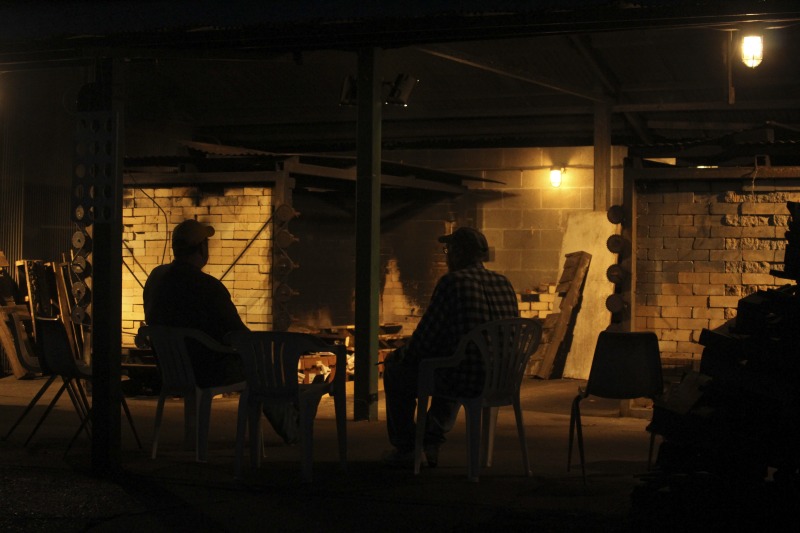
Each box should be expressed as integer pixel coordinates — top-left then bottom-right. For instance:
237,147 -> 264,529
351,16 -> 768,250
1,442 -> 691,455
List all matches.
533,251 -> 591,379
560,211 -> 619,380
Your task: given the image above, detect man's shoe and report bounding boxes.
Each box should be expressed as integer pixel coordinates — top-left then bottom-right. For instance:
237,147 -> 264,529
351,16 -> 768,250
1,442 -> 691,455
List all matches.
424,445 -> 439,468
381,448 -> 414,469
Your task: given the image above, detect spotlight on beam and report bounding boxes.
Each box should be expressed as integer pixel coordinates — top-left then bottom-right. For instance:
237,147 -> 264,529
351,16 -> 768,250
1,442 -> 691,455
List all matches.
339,75 -> 357,106
385,74 -> 418,106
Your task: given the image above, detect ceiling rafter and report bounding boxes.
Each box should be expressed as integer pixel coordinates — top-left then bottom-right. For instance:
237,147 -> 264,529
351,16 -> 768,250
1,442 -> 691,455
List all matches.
416,46 -> 608,104
568,33 -> 654,144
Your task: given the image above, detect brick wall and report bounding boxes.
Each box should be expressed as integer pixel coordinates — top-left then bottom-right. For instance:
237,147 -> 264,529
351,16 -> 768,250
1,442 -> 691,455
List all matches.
119,145 -> 616,344
10,109 -> 796,376
635,179 -> 797,367
385,146 -> 626,291
121,186 -> 273,343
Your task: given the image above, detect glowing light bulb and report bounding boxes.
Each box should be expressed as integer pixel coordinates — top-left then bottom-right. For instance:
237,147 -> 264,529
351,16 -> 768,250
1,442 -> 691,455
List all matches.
549,167 -> 563,188
741,35 -> 763,68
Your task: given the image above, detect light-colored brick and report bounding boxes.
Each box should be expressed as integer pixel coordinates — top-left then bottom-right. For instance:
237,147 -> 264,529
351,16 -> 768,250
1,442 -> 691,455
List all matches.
709,296 -> 742,308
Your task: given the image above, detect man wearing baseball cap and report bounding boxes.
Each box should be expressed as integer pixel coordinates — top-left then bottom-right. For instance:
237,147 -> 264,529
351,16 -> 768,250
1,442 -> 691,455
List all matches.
382,226 -> 520,468
143,219 -> 301,444
143,219 -> 247,388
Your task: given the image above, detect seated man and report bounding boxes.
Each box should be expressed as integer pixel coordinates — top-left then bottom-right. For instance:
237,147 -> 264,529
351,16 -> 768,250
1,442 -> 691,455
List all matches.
143,219 -> 299,444
382,226 -> 520,467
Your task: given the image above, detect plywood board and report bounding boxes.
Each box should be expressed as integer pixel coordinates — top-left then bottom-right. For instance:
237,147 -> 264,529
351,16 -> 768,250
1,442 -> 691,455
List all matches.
533,251 -> 591,379
560,211 -> 619,379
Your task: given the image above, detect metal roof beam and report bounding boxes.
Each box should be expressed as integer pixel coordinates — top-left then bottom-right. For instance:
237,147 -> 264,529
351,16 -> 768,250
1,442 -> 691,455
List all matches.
417,46 -> 608,103
568,34 -> 654,144
283,157 -> 468,193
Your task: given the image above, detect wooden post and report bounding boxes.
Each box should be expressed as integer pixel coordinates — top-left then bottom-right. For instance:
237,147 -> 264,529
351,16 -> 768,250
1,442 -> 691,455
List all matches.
594,101 -> 612,212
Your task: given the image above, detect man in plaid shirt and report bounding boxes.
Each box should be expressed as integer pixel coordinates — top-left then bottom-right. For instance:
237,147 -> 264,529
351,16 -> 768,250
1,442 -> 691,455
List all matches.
383,227 -> 519,468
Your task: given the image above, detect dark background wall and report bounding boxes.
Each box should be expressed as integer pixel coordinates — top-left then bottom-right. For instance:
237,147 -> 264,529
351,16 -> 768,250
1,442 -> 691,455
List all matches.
0,68 -> 86,268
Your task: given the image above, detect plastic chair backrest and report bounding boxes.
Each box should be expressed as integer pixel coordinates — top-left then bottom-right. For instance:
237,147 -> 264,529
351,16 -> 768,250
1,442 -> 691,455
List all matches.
228,331 -> 335,398
585,330 -> 663,400
139,325 -> 205,393
455,318 -> 542,402
9,312 -> 43,373
36,317 -> 87,379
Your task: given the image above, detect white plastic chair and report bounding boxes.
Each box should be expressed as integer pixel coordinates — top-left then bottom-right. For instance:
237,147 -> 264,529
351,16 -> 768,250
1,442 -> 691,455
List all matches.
567,330 -> 664,483
227,331 -> 347,483
137,325 -> 246,462
413,317 -> 543,482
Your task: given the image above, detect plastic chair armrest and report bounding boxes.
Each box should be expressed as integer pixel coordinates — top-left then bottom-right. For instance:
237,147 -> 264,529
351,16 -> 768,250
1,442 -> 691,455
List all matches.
417,352 -> 466,394
184,329 -> 236,354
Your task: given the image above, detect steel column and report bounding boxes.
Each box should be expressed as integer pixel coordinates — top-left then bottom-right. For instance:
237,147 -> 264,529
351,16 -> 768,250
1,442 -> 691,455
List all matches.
353,47 -> 382,421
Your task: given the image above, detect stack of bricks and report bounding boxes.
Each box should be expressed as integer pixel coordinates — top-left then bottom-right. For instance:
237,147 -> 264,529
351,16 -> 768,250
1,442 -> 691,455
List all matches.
636,182 -> 796,368
518,284 -> 557,319
120,186 -> 273,343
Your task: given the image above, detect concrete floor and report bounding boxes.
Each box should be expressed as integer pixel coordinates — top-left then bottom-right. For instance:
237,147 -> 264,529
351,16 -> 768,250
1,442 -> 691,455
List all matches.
0,373 -> 772,532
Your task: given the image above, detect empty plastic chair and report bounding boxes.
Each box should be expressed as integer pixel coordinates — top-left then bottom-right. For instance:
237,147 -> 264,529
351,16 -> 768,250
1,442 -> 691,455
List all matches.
568,330 -> 664,483
227,331 -> 347,483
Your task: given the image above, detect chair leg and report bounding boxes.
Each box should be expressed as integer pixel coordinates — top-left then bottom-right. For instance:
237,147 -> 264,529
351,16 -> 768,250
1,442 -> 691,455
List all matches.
66,380 -> 92,439
512,399 -> 532,477
234,390 -> 249,479
151,394 -> 167,459
196,391 -> 213,463
567,400 -> 574,471
120,396 -> 142,449
183,391 -> 198,454
333,383 -> 347,471
413,394 -> 429,475
481,406 -> 498,468
72,379 -> 92,424
24,380 -> 69,446
575,402 -> 586,484
65,404 -> 92,455
299,397 -> 316,483
248,403 -> 262,469
3,375 -> 57,441
647,431 -> 657,470
465,405 -> 482,482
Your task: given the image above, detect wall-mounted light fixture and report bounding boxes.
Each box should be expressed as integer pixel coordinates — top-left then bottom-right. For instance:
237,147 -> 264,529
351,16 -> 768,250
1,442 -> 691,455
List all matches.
741,33 -> 763,68
339,73 -> 418,107
550,166 -> 564,188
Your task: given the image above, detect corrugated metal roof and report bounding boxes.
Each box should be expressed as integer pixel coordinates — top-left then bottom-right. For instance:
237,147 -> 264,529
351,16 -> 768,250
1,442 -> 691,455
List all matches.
3,0 -> 800,156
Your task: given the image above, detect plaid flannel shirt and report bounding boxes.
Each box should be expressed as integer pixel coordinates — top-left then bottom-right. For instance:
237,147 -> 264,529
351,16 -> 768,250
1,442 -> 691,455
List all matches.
404,263 -> 519,396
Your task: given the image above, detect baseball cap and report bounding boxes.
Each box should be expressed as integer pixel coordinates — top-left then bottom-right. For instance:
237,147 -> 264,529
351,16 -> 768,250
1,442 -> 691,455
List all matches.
438,227 -> 489,260
172,219 -> 215,250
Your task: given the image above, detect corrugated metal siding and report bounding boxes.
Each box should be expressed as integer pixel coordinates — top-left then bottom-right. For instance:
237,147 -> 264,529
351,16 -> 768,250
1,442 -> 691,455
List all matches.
0,115 -> 24,278
1,115 -> 24,375
22,183 -> 73,263
0,107 -> 73,375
